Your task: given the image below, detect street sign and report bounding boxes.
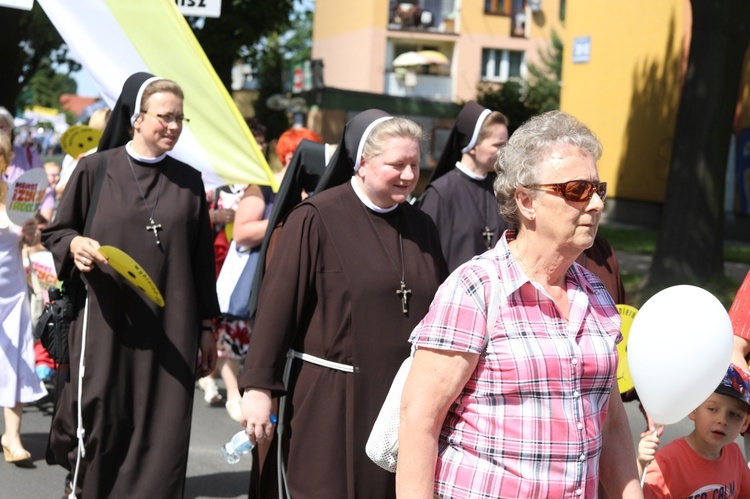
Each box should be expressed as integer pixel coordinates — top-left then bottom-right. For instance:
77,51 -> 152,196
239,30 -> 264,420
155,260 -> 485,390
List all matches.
175,0 -> 221,18
572,36 -> 591,64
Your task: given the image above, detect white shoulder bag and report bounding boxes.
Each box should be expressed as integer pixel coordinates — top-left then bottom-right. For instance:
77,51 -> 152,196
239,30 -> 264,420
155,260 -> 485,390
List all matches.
365,258 -> 500,473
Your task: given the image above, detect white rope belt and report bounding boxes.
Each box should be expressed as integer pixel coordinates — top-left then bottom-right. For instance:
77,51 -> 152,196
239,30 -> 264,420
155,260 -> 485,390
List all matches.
287,349 -> 355,373
275,350 -> 354,499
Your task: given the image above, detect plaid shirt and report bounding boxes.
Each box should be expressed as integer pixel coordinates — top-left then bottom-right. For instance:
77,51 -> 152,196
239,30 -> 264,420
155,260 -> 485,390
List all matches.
409,233 -> 622,498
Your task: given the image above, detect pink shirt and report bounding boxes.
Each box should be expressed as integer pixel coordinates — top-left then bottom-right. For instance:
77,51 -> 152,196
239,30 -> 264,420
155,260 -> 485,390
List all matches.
410,233 -> 622,498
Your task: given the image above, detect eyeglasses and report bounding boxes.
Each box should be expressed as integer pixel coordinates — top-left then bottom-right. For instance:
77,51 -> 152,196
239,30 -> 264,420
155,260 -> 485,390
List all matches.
525,180 -> 607,202
143,111 -> 190,126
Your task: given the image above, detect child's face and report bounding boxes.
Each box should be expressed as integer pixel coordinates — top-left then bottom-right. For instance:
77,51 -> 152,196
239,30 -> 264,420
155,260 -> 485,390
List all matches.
689,393 -> 750,454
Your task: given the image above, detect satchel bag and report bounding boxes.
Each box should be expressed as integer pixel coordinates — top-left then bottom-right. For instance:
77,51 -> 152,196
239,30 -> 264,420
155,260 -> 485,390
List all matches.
33,284 -> 77,364
216,240 -> 261,319
365,258 -> 500,473
32,154 -> 107,366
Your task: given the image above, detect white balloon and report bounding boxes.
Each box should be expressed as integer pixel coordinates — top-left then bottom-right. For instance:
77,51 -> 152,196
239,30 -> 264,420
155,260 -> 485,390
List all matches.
628,285 -> 733,425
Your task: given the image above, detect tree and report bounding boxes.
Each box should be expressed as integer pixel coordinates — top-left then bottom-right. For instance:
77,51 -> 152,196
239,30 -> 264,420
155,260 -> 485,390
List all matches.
187,0 -> 295,92
645,0 -> 750,288
0,4 -> 79,113
28,65 -> 77,108
525,30 -> 562,114
476,29 -> 562,133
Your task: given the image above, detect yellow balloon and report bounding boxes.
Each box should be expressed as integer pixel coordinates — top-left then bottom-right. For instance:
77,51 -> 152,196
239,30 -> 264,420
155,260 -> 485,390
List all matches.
97,245 -> 165,307
616,304 -> 638,394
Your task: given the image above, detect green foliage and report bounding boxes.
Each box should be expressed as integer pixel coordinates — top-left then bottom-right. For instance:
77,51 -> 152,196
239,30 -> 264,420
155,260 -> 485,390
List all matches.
476,30 -> 562,132
476,80 -> 533,135
0,4 -> 80,112
525,30 -> 562,114
28,65 -> 76,109
250,34 -> 292,142
188,0 -> 294,91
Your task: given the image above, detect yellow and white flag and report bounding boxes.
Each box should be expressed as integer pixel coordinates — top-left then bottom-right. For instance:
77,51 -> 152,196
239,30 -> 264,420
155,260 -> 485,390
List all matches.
36,0 -> 276,191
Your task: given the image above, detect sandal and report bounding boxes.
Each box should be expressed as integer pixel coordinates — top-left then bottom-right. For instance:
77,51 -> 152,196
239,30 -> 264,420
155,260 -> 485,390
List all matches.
1,436 -> 31,466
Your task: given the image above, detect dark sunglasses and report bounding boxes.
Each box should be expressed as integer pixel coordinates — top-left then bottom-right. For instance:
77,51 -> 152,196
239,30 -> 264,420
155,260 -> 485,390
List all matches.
525,180 -> 607,202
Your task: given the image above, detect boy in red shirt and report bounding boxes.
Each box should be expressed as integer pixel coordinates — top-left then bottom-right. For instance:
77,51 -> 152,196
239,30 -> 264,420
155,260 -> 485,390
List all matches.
638,364 -> 750,498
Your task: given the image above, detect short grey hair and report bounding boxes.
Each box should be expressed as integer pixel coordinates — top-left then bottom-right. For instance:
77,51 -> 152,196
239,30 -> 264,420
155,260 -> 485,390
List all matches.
361,117 -> 423,162
494,110 -> 602,226
0,107 -> 13,129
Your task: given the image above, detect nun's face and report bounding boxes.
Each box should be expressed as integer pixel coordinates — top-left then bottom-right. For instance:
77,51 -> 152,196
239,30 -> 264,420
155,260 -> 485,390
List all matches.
133,91 -> 184,157
357,136 -> 420,207
471,123 -> 508,174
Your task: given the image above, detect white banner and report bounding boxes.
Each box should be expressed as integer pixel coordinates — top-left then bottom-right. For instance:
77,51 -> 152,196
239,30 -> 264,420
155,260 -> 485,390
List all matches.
175,0 -> 221,18
0,0 -> 33,10
37,0 -> 274,191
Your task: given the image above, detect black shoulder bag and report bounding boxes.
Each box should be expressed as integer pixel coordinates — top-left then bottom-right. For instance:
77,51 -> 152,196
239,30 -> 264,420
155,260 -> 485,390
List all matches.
34,154 -> 108,364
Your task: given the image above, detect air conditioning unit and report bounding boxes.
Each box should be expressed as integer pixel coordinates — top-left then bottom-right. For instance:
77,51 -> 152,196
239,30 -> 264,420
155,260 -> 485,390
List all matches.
529,0 -> 542,12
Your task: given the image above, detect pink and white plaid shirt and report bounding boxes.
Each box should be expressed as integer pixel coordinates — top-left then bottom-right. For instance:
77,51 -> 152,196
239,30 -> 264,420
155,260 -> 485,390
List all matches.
410,232 -> 622,498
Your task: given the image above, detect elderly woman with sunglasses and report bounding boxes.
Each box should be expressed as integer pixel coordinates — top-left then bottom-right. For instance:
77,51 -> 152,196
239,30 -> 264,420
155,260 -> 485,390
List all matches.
397,111 -> 642,498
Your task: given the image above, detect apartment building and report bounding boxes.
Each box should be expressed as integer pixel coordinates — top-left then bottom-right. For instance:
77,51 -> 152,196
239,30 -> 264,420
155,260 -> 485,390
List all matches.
312,0 -> 566,102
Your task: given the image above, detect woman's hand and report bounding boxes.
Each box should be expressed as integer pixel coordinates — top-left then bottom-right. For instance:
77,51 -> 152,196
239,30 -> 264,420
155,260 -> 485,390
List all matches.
70,235 -> 108,272
211,208 -> 235,225
241,389 -> 276,445
197,329 -> 217,378
21,218 -> 39,246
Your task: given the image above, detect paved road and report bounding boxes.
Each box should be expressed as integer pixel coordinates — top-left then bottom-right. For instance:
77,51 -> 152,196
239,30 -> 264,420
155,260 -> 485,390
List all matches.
0,379 -> 249,499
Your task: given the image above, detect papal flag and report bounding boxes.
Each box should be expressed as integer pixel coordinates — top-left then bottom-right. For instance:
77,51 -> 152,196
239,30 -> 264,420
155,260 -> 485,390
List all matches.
36,0 -> 276,191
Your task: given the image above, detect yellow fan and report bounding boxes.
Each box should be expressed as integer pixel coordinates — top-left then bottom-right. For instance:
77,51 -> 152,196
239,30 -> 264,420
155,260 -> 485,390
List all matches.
60,125 -> 103,158
616,304 -> 638,393
98,245 -> 164,307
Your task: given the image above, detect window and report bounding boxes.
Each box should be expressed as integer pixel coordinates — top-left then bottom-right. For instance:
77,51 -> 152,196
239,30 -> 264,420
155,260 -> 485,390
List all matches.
485,0 -> 524,16
559,0 -> 566,22
485,0 -> 510,15
481,49 -> 525,82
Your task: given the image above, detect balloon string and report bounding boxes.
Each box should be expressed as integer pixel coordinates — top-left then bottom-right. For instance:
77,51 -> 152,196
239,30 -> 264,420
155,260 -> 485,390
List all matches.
640,428 -> 658,488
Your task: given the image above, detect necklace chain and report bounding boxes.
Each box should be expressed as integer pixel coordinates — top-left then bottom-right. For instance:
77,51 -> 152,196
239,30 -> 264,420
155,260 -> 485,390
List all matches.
455,171 -> 495,249
127,155 -> 165,246
361,203 -> 411,315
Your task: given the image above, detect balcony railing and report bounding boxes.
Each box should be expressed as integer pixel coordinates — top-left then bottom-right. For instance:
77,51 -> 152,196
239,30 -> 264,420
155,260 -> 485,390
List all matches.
384,71 -> 453,100
387,0 -> 457,34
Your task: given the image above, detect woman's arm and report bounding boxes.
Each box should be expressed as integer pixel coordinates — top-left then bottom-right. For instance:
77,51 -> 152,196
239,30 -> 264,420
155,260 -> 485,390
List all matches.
599,381 -> 643,498
232,185 -> 268,248
396,347 -> 478,499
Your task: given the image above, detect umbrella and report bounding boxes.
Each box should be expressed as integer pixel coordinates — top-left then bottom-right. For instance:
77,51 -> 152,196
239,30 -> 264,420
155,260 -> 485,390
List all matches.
416,50 -> 450,65
392,51 -> 428,67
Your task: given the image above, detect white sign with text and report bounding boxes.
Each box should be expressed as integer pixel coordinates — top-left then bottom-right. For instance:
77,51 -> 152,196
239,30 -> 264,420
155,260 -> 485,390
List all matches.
175,0 -> 221,18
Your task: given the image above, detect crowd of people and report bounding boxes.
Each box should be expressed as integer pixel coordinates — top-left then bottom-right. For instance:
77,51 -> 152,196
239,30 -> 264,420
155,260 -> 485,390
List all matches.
2,70 -> 750,499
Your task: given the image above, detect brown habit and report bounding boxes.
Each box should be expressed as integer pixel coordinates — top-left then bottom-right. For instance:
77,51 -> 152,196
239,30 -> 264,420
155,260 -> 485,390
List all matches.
239,182 -> 447,499
41,147 -> 219,498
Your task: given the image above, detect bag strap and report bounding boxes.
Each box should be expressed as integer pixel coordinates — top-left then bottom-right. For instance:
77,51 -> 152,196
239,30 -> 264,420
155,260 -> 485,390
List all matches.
457,258 -> 500,354
83,153 -> 108,237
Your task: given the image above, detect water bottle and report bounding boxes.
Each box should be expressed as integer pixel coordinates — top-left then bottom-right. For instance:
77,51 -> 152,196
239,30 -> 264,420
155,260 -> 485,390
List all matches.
220,414 -> 277,464
220,430 -> 253,464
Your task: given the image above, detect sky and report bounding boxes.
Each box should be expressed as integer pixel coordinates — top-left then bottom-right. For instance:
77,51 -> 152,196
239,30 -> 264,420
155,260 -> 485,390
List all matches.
73,67 -> 100,97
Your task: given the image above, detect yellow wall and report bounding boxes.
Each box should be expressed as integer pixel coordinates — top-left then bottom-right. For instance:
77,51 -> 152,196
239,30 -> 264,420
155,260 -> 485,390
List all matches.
561,0 -> 687,203
313,0 -> 389,37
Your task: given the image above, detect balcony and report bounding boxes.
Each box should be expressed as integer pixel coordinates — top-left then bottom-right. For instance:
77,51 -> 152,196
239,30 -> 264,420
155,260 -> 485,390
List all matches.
388,0 -> 457,34
384,71 -> 453,101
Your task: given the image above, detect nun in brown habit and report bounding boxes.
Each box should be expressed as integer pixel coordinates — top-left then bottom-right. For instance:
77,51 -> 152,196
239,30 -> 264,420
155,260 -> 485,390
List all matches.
41,72 -> 219,498
419,101 -> 511,272
238,110 -> 447,499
